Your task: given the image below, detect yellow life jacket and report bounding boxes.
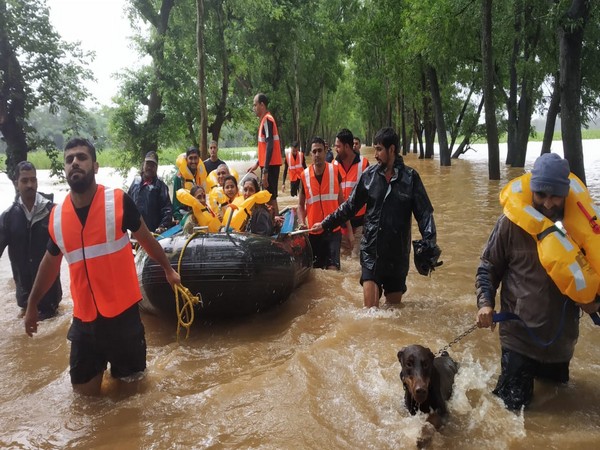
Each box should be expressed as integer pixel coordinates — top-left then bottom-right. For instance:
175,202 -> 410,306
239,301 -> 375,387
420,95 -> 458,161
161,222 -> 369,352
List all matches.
220,195 -> 245,227
501,172 -> 600,303
224,190 -> 272,231
207,167 -> 239,191
175,153 -> 207,190
176,189 -> 221,233
208,186 -> 228,213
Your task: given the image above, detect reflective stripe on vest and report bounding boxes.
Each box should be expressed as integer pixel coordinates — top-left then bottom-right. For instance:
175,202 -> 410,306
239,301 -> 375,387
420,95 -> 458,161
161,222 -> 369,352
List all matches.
304,164 -> 338,205
53,188 -> 130,264
50,185 -> 141,321
335,156 -> 368,217
302,163 -> 340,233
257,113 -> 282,166
286,151 -> 304,181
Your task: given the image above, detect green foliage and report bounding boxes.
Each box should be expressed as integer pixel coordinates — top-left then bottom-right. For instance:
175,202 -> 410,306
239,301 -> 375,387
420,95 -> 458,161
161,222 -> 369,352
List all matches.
0,0 -> 94,179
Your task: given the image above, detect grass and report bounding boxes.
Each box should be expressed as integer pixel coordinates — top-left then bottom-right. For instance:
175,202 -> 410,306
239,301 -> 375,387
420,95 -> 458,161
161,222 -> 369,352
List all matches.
0,146 -> 256,171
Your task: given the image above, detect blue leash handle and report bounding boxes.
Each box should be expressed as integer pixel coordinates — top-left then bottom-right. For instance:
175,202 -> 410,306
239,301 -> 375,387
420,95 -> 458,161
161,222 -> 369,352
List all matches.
492,302 -> 600,348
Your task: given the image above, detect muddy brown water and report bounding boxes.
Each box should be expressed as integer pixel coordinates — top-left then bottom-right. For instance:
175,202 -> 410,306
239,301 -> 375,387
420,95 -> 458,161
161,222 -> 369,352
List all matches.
1,142 -> 599,449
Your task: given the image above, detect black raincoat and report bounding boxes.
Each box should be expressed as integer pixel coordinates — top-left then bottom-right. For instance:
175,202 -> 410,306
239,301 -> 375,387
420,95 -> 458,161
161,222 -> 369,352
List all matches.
321,157 -> 436,276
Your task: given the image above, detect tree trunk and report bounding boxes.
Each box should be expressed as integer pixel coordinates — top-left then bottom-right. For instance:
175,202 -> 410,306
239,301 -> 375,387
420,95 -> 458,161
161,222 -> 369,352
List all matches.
421,69 -> 435,159
559,0 -> 588,184
449,83 -> 474,153
427,66 -> 450,166
0,0 -> 28,183
136,0 -> 175,160
196,0 -> 208,159
541,71 -> 561,155
505,0 -> 521,166
208,1 -> 230,145
452,96 -> 484,159
401,94 -> 409,155
293,42 -> 301,142
481,0 -> 500,180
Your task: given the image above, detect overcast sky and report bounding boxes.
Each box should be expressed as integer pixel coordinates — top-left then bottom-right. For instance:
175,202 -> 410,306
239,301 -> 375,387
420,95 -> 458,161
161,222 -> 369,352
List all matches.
46,0 -> 142,106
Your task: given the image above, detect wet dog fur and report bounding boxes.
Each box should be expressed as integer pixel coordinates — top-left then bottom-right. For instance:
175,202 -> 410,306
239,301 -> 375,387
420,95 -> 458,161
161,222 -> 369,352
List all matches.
397,345 -> 459,445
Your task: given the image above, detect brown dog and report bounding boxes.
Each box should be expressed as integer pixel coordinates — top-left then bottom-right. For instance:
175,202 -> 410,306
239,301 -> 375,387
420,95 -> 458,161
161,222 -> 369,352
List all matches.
397,345 -> 458,432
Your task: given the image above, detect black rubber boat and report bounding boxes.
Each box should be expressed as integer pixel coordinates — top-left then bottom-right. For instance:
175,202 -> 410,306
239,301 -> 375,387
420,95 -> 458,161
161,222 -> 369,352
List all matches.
135,231 -> 313,317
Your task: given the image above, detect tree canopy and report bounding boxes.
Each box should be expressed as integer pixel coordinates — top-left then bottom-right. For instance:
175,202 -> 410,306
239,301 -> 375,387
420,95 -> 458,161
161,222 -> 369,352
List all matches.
3,0 -> 600,181
0,0 -> 93,181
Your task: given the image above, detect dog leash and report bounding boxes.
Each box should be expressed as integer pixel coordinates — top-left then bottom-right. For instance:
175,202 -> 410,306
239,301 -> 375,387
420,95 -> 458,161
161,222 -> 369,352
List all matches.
435,323 -> 478,356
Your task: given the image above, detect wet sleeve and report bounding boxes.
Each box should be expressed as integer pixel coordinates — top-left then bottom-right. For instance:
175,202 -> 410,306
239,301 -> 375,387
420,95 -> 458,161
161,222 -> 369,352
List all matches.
47,238 -> 61,256
0,210 -> 8,257
411,170 -> 436,243
264,119 -> 274,167
158,182 -> 173,229
282,157 -> 289,183
122,192 -> 142,233
172,175 -> 184,221
476,216 -> 510,309
322,170 -> 368,231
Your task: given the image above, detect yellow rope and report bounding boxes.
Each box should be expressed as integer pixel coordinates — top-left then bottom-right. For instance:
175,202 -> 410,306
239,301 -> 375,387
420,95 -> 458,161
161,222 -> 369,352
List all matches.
173,231 -> 203,341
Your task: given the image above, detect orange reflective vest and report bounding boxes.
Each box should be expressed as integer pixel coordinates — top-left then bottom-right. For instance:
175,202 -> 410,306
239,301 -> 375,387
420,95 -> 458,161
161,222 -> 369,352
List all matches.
334,156 -> 369,218
49,185 -> 141,322
258,112 -> 282,167
286,150 -> 304,182
301,163 -> 341,234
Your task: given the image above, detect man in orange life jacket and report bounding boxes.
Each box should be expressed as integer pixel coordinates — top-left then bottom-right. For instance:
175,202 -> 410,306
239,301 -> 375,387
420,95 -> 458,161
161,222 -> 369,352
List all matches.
333,128 -> 369,254
24,138 -> 181,396
282,141 -> 306,197
248,93 -> 282,215
298,137 -> 345,270
476,152 -> 600,411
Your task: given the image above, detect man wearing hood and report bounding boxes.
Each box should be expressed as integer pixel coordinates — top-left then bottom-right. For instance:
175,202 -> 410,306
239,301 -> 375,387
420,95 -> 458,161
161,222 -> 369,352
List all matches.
0,161 -> 62,319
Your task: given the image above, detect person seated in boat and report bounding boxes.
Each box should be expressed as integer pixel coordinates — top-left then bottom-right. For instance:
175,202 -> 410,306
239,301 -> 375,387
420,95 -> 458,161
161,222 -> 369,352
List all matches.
181,185 -> 218,234
208,164 -> 241,213
172,147 -> 207,223
241,178 -> 281,236
217,175 -> 242,221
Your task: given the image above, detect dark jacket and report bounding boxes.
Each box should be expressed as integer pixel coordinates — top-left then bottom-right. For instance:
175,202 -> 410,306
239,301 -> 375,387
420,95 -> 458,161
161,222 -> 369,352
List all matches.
246,204 -> 273,236
476,215 -> 580,363
0,193 -> 62,315
128,175 -> 173,232
322,157 -> 436,275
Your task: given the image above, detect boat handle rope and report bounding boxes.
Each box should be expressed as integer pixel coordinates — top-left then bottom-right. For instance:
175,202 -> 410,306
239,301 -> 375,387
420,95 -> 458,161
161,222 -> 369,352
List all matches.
173,230 -> 203,341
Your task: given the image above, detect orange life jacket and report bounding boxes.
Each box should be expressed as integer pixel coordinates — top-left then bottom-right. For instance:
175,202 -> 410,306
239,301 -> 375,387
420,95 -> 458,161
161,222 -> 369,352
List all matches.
258,112 -> 282,167
334,156 -> 369,218
302,163 -> 341,234
49,185 -> 141,321
286,150 -> 304,182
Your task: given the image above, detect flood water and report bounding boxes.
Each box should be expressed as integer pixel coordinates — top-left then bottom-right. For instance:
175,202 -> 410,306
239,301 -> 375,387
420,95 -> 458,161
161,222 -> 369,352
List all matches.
1,141 -> 600,449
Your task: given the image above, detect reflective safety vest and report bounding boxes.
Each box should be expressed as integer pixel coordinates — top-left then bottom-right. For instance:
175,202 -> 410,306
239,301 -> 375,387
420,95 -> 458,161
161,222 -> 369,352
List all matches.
334,156 -> 369,217
49,185 -> 141,321
258,112 -> 282,167
285,150 -> 304,182
175,153 -> 207,190
302,163 -> 341,234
